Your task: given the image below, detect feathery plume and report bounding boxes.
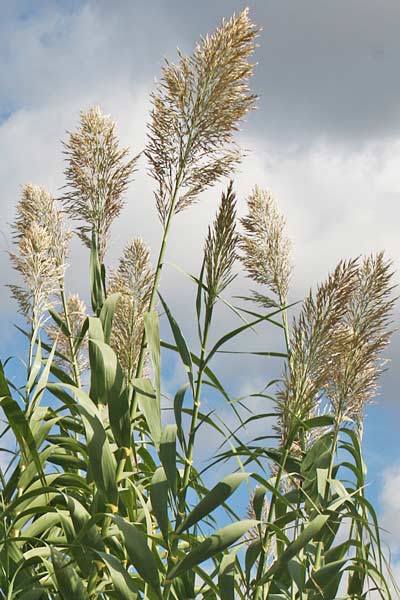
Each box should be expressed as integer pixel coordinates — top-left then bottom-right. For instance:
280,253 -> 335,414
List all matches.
108,238 -> 154,382
146,9 -> 258,224
13,184 -> 71,269
324,252 -> 395,425
9,223 -> 63,327
47,293 -> 88,377
204,182 -> 238,305
240,186 -> 292,303
275,259 -> 358,448
62,106 -> 138,261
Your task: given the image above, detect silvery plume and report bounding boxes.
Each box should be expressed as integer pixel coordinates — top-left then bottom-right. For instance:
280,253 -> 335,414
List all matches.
240,186 -> 292,306
62,106 -> 138,262
146,9 -> 258,225
324,252 -> 395,426
9,185 -> 70,328
108,238 -> 154,382
204,182 -> 238,306
275,259 -> 358,450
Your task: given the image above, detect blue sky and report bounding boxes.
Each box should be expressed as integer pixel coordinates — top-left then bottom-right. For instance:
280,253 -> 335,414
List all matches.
0,0 -> 399,581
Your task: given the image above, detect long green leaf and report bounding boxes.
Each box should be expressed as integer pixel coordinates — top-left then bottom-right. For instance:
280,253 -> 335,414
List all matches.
112,515 -> 162,598
132,377 -> 161,448
168,520 -> 257,579
150,467 -> 169,541
51,548 -> 90,600
176,472 -> 249,533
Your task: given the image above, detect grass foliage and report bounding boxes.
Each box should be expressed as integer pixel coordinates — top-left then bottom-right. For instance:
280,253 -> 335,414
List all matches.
0,9 -> 398,600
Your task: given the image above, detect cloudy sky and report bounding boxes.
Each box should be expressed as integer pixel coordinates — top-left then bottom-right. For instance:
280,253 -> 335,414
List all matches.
1,0 -> 399,576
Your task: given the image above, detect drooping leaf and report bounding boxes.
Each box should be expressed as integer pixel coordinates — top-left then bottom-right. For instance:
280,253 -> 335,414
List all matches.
177,472 -> 249,533
100,293 -> 120,344
168,520 -> 258,579
51,548 -> 90,600
159,424 -> 177,497
150,467 -> 169,541
132,377 -> 161,448
112,515 -> 162,599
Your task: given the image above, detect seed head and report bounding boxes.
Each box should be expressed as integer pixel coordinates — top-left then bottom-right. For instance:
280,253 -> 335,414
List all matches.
146,9 -> 258,224
13,184 -> 71,269
204,182 -> 238,305
324,252 -> 395,425
62,106 -> 138,261
108,238 -> 154,382
9,223 -> 63,327
275,259 -> 358,448
241,186 -> 292,303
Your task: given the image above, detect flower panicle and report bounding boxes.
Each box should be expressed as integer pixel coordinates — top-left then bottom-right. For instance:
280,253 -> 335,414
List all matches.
204,181 -> 238,305
62,106 -> 139,261
240,186 -> 292,303
275,258 -> 359,447
146,9 -> 259,224
9,221 -> 64,327
108,237 -> 154,382
325,252 -> 396,424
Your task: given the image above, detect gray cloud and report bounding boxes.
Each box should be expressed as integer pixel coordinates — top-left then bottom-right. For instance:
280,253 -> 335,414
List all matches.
0,3 -> 399,548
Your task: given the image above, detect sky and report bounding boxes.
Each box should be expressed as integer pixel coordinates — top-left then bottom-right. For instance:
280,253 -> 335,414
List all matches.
0,0 -> 399,581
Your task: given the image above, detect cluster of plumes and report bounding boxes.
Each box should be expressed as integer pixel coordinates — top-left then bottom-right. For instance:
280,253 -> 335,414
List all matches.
47,293 -> 88,377
240,186 -> 395,460
146,9 -> 258,225
62,106 -> 138,262
324,253 -> 395,424
108,238 -> 154,382
275,260 -> 359,447
275,255 -> 395,450
240,186 -> 292,305
9,185 -> 71,328
204,182 -> 238,306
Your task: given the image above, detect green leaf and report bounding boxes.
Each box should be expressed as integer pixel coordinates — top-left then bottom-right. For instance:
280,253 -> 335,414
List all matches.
173,384 -> 189,450
51,548 -> 90,600
48,307 -> 70,337
100,293 -> 120,344
176,472 -> 249,533
258,514 -> 330,585
0,367 -> 46,489
159,424 -> 177,497
205,309 -> 283,366
144,310 -> 161,404
218,550 -> 237,600
57,384 -> 118,507
168,520 -> 258,579
150,467 -> 169,541
96,552 -> 138,600
306,559 -> 347,596
26,339 -> 42,394
112,515 -> 161,598
132,377 -> 161,448
90,233 -> 104,315
159,293 -> 194,391
245,539 -> 261,584
87,328 -> 130,449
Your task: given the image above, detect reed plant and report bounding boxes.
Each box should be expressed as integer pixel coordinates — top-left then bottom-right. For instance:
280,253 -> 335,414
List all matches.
0,9 -> 398,599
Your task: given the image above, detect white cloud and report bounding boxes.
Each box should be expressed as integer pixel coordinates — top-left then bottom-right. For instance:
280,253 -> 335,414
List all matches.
380,463 -> 400,555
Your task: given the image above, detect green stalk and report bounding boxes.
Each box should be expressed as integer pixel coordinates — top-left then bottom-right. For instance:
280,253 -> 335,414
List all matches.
254,447 -> 290,599
130,171 -> 184,420
178,303 -> 212,518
